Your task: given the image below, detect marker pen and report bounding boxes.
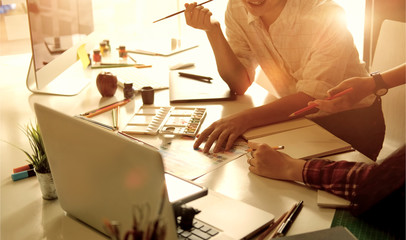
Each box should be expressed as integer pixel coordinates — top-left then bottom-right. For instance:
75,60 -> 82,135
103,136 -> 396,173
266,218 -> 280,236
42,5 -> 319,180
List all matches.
11,169 -> 36,181
13,164 -> 34,173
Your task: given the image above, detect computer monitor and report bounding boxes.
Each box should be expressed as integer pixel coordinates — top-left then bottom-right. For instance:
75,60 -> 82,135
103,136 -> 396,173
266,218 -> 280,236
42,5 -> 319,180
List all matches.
25,0 -> 97,96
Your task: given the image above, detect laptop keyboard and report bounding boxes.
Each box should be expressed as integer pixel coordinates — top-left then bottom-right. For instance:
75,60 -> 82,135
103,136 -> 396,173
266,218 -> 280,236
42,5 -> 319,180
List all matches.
116,67 -> 169,91
177,218 -> 220,240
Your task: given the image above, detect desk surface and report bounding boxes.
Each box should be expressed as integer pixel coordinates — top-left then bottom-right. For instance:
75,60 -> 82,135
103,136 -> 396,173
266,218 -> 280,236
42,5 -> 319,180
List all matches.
0,50 -> 372,239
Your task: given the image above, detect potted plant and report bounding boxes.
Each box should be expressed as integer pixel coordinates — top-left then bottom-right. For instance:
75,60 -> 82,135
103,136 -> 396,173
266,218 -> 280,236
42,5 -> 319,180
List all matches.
19,121 -> 57,200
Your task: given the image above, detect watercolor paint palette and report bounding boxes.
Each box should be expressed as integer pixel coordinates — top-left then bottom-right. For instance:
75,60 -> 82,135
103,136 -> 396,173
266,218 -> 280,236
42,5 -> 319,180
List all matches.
122,106 -> 206,136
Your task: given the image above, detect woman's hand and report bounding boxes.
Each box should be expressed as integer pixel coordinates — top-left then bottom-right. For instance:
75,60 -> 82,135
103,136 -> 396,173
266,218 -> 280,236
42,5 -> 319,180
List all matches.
247,142 -> 305,182
193,113 -> 250,153
184,2 -> 218,32
310,76 -> 375,113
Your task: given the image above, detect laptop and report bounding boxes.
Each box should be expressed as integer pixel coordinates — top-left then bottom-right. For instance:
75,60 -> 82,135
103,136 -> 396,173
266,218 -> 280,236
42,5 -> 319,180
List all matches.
34,103 -> 274,239
169,71 -> 236,103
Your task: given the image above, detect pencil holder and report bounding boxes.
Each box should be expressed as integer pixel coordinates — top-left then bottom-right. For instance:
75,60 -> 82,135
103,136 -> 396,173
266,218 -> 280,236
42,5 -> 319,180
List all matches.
141,86 -> 154,104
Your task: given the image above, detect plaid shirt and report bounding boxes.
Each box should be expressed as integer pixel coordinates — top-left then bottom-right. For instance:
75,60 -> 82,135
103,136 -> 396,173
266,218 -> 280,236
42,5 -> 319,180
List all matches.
302,159 -> 375,201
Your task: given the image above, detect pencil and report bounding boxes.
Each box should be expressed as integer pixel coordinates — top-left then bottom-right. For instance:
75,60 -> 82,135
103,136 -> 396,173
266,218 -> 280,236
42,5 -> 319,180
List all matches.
289,87 -> 354,117
112,107 -> 118,130
75,116 -> 115,131
275,200 -> 303,237
257,211 -> 287,240
91,64 -> 136,69
127,54 -> 137,63
269,204 -> 296,239
81,99 -> 130,118
178,72 -> 213,81
247,146 -> 284,152
245,146 -> 284,159
153,0 -> 213,23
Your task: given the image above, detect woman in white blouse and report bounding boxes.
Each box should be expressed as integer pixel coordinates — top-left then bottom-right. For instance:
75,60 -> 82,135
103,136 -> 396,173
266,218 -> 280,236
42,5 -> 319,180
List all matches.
184,0 -> 385,161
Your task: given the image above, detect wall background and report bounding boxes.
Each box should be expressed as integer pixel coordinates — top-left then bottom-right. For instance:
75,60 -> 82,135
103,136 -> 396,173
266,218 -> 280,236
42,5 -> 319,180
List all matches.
1,0 -> 364,57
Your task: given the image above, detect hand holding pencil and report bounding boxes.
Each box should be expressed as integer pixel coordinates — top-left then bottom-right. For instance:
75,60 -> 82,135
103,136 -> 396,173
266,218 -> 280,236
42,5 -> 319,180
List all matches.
246,142 -> 305,182
289,87 -> 354,117
153,0 -> 214,24
183,1 -> 218,32
295,73 -> 384,115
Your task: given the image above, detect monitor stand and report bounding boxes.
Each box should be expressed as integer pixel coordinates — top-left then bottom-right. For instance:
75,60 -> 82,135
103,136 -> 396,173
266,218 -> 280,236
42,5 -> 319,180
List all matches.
26,58 -> 91,96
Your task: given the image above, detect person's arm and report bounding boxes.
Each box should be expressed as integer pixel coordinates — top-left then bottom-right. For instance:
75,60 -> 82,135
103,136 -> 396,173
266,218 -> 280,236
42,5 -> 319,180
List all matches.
194,92 -> 315,153
184,2 -> 251,94
193,2 -> 366,152
312,63 -> 406,113
247,142 -> 306,182
302,159 -> 373,200
247,142 -> 375,201
380,63 -> 406,88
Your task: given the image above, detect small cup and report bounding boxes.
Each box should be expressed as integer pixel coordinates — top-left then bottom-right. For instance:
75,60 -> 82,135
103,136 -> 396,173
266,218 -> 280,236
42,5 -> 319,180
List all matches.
141,86 -> 154,105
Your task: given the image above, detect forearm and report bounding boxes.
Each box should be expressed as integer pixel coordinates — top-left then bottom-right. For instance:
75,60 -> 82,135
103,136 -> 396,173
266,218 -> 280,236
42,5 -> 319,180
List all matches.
206,24 -> 251,95
381,63 -> 406,89
240,92 -> 315,130
303,159 -> 374,200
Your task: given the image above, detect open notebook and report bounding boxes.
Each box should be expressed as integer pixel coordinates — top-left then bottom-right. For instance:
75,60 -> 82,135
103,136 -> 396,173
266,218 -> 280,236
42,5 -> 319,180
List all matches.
243,118 -> 316,140
35,103 -> 273,240
248,122 -> 353,159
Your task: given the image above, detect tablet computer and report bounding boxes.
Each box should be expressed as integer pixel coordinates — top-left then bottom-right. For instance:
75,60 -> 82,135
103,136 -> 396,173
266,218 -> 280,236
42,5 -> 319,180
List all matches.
165,172 -> 208,207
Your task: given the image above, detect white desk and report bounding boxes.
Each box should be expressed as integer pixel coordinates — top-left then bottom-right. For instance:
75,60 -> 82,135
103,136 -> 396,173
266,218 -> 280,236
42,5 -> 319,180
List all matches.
0,51 -> 372,239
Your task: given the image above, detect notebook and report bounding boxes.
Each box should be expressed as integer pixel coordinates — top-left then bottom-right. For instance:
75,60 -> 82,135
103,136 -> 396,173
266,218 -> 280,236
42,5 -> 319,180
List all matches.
242,118 -> 316,140
34,103 -> 274,240
249,124 -> 353,159
317,190 -> 351,208
169,71 -> 236,103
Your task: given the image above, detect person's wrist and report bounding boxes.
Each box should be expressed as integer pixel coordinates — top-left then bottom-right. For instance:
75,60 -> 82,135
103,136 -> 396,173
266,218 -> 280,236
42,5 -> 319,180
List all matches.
364,76 -> 375,95
236,111 -> 255,131
205,22 -> 221,35
286,158 -> 306,182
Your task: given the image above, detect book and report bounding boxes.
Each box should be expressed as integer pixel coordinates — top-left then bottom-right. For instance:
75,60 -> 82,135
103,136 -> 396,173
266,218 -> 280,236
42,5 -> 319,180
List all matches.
242,118 -> 315,140
249,124 -> 353,159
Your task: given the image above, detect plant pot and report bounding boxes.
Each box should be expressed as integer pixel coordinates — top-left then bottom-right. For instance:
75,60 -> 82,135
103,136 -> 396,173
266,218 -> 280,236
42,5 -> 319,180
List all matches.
35,171 -> 58,200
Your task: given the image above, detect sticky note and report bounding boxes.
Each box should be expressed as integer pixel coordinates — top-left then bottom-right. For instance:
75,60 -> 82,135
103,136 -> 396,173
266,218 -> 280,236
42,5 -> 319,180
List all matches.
77,44 -> 90,69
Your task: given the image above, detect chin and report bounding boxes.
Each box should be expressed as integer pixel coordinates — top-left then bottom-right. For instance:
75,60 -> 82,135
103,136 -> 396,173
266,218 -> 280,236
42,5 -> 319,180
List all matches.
244,0 -> 267,16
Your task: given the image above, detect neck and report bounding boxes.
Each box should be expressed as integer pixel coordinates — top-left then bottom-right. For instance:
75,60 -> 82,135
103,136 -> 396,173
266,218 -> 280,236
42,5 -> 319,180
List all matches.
261,0 -> 287,29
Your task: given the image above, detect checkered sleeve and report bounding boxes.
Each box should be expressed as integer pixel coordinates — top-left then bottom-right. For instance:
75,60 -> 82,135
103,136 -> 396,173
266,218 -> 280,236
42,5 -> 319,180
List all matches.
302,159 -> 375,201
